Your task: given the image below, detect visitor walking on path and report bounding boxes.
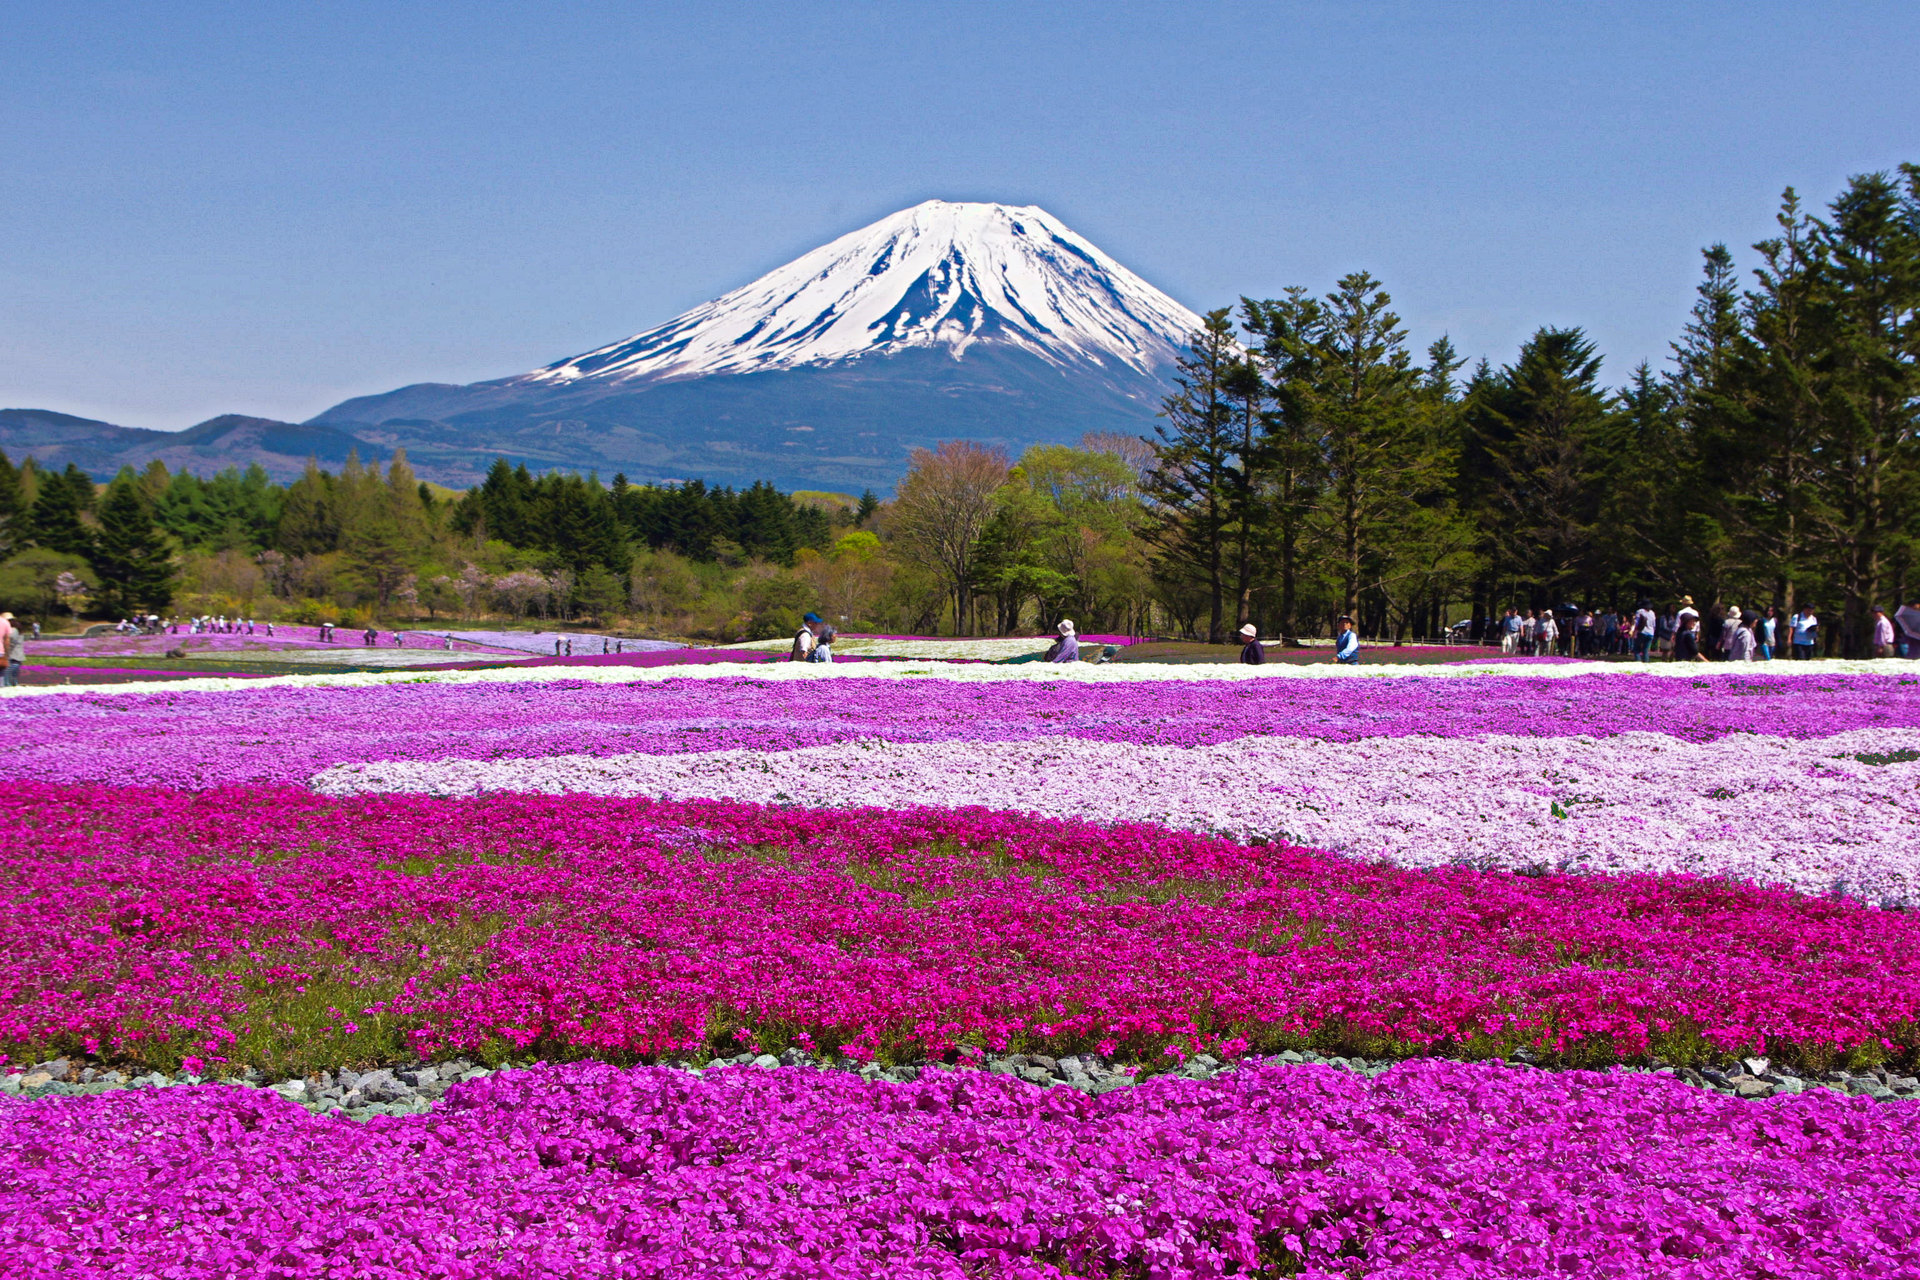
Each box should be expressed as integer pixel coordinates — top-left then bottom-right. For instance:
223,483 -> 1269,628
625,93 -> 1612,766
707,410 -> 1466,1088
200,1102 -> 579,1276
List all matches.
809,621 -> 835,663
1238,622 -> 1265,665
1536,610 -> 1559,656
1046,620 -> 1080,663
1334,616 -> 1360,665
1759,607 -> 1778,660
1874,608 -> 1896,658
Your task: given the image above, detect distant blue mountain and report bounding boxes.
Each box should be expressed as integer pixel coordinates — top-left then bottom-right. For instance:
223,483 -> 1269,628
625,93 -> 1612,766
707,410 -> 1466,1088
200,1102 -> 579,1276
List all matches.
14,201 -> 1200,491
0,409 -> 372,481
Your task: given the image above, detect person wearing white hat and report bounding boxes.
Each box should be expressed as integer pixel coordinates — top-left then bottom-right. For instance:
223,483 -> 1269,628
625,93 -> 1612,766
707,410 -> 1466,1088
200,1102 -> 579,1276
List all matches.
1046,619 -> 1080,663
1238,622 -> 1265,665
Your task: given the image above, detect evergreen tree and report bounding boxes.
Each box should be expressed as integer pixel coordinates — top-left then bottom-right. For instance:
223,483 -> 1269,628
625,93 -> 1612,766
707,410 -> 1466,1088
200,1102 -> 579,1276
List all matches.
1671,243 -> 1744,415
1807,167 -> 1920,655
1145,308 -> 1239,642
91,473 -> 175,614
1219,349 -> 1269,630
24,464 -> 95,558
1467,328 -> 1617,606
275,458 -> 341,555
1269,273 -> 1437,622
342,452 -> 426,609
1243,289 -> 1326,638
0,449 -> 21,560
1604,362 -> 1702,598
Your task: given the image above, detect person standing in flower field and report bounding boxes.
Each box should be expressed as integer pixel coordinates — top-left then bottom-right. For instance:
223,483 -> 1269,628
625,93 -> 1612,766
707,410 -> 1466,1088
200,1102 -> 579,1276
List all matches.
1536,610 -> 1558,656
1790,606 -> 1818,659
0,612 -> 13,687
1631,600 -> 1657,663
1672,614 -> 1706,662
1759,606 -> 1779,659
1334,616 -> 1360,665
1874,608 -> 1896,658
1238,622 -> 1265,665
1896,602 -> 1920,658
790,613 -> 820,662
0,613 -> 22,686
1726,608 -> 1757,661
809,620 -> 835,663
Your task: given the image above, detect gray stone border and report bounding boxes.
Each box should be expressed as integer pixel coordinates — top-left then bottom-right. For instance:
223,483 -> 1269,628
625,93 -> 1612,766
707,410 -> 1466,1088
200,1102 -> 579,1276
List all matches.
6,1047 -> 1916,1119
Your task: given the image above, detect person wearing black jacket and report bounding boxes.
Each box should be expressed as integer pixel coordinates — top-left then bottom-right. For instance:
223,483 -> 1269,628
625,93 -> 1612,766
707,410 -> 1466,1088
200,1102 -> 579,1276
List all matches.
1237,622 -> 1265,665
1672,615 -> 1705,663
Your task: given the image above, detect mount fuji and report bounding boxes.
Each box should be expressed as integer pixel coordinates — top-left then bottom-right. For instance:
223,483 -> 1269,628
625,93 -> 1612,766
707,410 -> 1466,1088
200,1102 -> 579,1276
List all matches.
310,201 -> 1203,491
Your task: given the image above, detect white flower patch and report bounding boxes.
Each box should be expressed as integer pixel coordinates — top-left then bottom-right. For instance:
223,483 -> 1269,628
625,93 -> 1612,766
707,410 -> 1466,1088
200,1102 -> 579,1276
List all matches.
313,728 -> 1920,906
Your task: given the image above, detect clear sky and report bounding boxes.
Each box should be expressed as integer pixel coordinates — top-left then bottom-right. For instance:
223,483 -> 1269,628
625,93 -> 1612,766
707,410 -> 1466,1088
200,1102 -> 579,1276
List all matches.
4,1 -> 1917,429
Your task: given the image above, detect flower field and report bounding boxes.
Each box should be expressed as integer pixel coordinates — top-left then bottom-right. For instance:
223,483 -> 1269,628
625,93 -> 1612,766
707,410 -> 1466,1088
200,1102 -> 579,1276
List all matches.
4,661 -> 1919,1276
8,1060 -> 1918,1278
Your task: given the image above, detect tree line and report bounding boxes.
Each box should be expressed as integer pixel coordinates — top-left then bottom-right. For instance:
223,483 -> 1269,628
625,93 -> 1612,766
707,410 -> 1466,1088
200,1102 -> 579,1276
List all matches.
0,448 -> 873,635
1135,164 -> 1920,656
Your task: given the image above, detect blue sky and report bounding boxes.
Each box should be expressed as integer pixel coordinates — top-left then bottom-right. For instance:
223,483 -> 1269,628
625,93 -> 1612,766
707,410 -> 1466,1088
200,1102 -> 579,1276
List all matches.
3,1 -> 1916,429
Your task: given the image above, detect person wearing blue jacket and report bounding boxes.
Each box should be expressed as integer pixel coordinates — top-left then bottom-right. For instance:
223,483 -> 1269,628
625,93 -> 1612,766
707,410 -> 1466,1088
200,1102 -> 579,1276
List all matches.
1334,616 -> 1360,664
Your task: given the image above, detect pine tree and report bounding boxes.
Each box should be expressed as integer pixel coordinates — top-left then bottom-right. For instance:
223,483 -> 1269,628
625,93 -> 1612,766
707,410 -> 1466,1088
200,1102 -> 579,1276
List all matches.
0,450 -> 21,559
1220,348 -> 1269,631
1467,328 -> 1617,606
1243,289 -> 1326,638
1267,274 -> 1436,623
24,465 -> 95,558
1807,167 -> 1920,656
341,452 -> 426,609
1145,308 -> 1238,642
1670,243 -> 1744,417
275,458 -> 341,555
91,474 -> 175,613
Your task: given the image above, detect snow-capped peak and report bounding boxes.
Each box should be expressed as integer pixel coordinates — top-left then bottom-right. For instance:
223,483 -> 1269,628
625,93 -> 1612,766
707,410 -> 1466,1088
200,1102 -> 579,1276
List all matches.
520,200 -> 1202,386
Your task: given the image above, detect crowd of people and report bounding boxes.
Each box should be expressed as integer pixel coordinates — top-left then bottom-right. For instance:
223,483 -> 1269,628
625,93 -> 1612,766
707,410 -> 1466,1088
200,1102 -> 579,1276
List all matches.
1488,598 -> 1920,662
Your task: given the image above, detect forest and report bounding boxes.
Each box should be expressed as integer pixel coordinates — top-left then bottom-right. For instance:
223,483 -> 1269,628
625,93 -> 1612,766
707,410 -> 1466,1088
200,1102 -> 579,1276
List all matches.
0,165 -> 1913,656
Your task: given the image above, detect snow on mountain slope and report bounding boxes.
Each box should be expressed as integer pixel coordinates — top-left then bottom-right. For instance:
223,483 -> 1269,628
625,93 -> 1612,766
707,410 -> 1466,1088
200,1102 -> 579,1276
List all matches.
518,201 -> 1203,387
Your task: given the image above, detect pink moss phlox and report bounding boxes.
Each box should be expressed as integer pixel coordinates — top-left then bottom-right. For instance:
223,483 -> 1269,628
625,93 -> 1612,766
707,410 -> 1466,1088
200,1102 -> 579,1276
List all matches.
3,1059 -> 1917,1277
4,784 -> 1917,1067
